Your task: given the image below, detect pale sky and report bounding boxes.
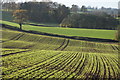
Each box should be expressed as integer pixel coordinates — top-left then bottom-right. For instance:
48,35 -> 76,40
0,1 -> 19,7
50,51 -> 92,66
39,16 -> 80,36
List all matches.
18,0 -> 119,9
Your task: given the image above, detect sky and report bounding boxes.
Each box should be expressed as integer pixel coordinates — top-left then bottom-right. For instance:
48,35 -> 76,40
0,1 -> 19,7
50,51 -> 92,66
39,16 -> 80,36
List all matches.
18,0 -> 119,9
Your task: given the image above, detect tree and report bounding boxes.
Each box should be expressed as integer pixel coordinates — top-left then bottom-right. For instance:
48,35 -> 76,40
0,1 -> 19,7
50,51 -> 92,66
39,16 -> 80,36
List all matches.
81,5 -> 87,12
0,0 -> 17,6
0,0 -> 16,4
60,15 -> 72,27
71,4 -> 79,13
13,9 -> 28,30
20,2 -> 70,23
2,2 -> 19,10
60,13 -> 119,29
55,5 -> 70,23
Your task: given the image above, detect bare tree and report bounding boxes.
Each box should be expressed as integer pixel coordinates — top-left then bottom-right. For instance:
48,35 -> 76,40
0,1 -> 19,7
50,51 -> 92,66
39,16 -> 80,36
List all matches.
0,0 -> 17,5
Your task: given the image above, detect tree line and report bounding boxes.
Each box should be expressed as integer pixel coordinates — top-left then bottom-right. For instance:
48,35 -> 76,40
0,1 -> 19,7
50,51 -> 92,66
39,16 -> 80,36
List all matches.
2,1 -> 119,30
19,2 -> 70,23
60,13 -> 119,30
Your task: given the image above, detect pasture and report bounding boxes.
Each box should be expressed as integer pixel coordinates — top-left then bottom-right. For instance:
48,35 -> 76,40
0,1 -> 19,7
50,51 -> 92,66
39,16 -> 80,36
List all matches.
1,20 -> 116,40
1,28 -> 119,79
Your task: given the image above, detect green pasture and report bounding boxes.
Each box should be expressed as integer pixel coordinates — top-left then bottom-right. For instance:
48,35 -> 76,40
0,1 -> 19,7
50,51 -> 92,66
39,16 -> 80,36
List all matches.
1,20 -> 116,40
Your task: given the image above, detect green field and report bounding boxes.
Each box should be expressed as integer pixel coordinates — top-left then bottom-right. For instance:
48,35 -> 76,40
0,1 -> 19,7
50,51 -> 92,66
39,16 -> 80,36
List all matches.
1,20 -> 116,40
1,28 -> 119,79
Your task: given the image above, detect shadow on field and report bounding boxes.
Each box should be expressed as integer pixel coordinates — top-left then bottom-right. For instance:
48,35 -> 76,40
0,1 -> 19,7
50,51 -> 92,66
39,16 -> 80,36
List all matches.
2,78 -> 120,80
1,24 -> 119,43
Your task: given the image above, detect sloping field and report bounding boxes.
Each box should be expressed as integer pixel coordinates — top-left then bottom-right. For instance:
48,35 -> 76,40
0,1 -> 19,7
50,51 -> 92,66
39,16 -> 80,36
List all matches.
1,28 -> 119,79
1,20 -> 116,40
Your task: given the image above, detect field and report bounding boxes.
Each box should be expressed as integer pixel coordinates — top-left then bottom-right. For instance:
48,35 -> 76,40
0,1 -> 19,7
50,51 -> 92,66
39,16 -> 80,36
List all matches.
1,20 -> 116,40
1,28 -> 119,79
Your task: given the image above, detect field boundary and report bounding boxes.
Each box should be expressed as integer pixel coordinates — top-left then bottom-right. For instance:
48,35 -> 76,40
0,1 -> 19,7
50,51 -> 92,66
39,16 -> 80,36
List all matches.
1,24 -> 119,43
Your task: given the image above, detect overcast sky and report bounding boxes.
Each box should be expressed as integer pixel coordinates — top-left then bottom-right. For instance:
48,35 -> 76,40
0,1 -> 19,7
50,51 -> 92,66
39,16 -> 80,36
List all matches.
19,0 -> 119,8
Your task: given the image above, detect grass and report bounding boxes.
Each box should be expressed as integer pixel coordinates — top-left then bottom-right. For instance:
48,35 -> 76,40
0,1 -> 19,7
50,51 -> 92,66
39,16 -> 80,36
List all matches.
1,20 -> 116,40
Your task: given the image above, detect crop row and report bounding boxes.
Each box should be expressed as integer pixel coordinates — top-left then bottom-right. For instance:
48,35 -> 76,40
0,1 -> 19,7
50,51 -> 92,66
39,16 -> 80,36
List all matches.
2,28 -> 118,53
1,48 -> 29,56
2,50 -> 119,79
2,28 -> 119,79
